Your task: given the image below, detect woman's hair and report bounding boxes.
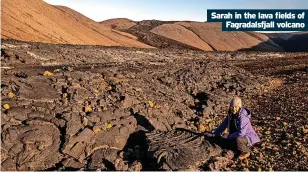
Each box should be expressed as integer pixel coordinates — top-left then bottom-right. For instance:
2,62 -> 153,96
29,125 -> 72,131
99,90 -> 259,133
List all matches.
230,97 -> 242,107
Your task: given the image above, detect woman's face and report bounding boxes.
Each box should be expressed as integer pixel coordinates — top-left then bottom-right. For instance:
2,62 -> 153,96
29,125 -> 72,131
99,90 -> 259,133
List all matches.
229,105 -> 240,114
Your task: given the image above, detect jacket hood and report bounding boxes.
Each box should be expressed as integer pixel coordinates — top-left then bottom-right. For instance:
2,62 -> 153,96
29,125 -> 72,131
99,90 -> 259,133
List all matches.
239,107 -> 251,119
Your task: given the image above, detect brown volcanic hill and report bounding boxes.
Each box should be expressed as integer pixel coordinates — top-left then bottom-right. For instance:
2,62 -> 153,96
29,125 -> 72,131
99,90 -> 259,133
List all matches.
100,18 -> 137,30
125,20 -> 204,50
55,6 -> 141,43
151,24 -> 213,51
175,22 -> 283,51
114,20 -> 283,51
1,0 -> 151,48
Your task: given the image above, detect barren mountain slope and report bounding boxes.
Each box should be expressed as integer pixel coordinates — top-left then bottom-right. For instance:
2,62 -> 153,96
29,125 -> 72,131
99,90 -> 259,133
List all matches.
151,23 -> 213,51
124,20 -> 203,50
1,0 -> 151,48
100,18 -> 137,30
245,32 -> 283,50
266,32 -> 308,52
55,7 -> 142,44
106,20 -> 283,51
176,22 -> 283,51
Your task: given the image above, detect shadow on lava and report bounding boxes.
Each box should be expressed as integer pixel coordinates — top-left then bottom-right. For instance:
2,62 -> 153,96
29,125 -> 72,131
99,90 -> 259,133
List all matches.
130,108 -> 155,132
190,92 -> 210,116
102,159 -> 116,170
122,130 -> 162,170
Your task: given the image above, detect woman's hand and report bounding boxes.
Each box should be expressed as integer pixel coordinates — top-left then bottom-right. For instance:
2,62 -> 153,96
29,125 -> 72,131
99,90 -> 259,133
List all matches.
222,133 -> 229,139
204,132 -> 214,137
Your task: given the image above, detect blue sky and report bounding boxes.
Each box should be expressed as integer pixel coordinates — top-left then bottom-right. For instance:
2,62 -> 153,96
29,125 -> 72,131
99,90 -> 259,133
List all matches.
44,0 -> 308,22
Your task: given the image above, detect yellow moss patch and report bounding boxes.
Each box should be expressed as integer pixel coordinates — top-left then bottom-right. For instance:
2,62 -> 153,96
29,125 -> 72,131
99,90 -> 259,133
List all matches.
107,124 -> 112,129
154,105 -> 161,109
43,71 -> 53,77
148,101 -> 154,108
85,105 -> 92,113
198,124 -> 206,132
93,89 -> 99,94
3,104 -> 10,110
93,126 -> 102,134
8,92 -> 15,98
205,118 -> 212,123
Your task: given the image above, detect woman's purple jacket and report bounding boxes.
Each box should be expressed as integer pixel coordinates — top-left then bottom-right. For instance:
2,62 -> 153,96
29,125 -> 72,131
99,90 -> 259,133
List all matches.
213,107 -> 260,146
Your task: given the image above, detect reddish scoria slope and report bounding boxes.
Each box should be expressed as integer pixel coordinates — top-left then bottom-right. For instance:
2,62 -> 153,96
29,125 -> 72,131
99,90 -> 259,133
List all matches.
107,20 -> 283,51
100,18 -> 137,30
150,23 -> 213,51
1,0 -> 152,48
175,22 -> 283,51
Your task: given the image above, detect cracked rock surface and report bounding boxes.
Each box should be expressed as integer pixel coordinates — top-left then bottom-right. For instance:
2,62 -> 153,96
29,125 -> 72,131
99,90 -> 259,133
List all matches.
1,40 -> 307,171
